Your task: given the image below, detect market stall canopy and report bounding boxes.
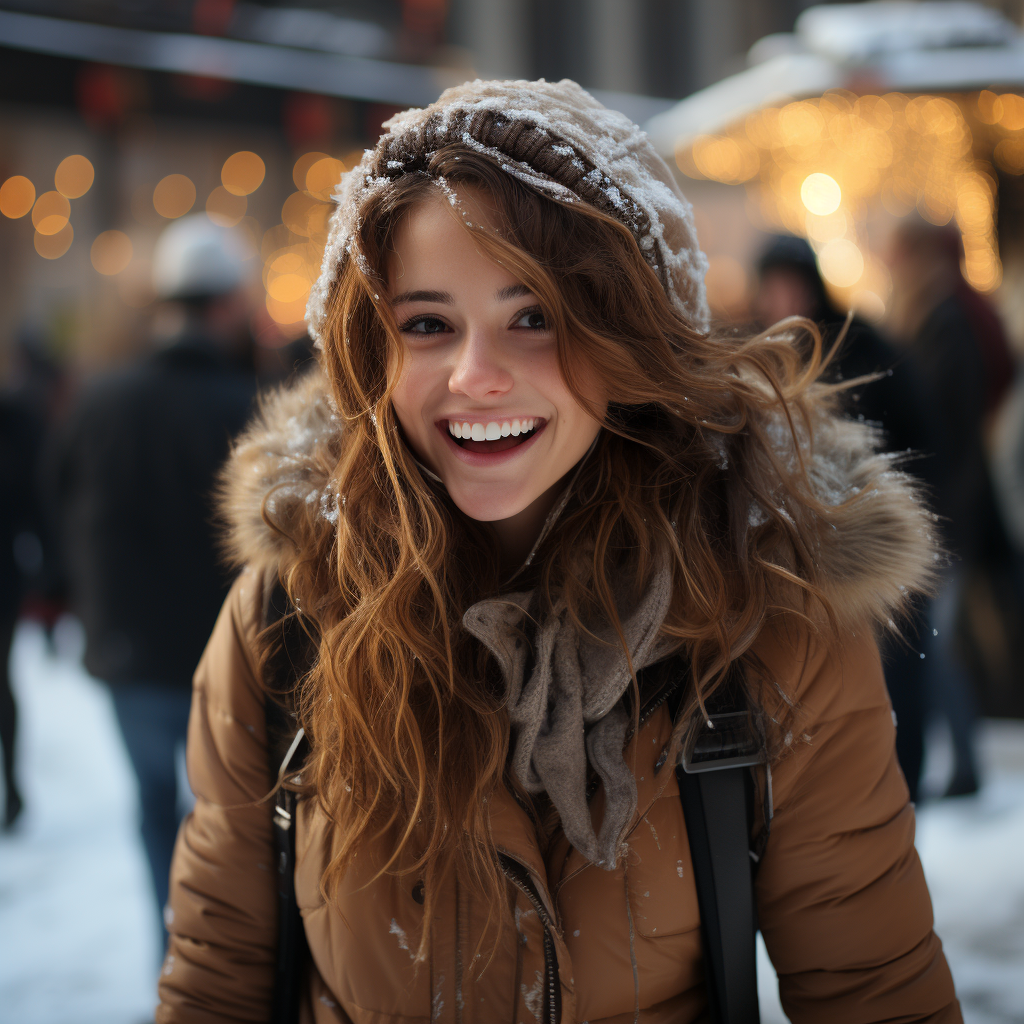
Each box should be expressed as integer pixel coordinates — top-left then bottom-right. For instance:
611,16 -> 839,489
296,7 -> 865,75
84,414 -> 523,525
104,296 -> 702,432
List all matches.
646,1 -> 1024,156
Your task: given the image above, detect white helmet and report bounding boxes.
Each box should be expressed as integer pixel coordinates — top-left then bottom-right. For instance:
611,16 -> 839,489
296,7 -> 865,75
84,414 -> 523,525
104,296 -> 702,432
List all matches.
152,214 -> 250,300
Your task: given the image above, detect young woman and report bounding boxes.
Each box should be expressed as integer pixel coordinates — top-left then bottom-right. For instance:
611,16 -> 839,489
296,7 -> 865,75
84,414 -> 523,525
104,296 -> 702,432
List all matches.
157,80 -> 960,1023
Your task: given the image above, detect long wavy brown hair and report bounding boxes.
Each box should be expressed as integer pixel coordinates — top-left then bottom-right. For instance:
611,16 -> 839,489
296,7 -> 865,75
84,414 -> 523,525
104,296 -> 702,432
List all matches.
267,147 -> 856,955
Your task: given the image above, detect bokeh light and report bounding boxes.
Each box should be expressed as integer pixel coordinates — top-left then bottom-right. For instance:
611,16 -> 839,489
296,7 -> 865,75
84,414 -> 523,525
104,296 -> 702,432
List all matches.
995,137 -> 1024,174
800,173 -> 842,216
0,175 -> 36,218
305,156 -> 346,197
206,186 -> 247,226
90,230 -> 133,275
692,135 -> 759,183
293,151 -> 329,190
31,191 -> 71,235
221,151 -> 265,196
977,90 -> 1003,125
805,209 -> 848,243
153,174 -> 196,218
55,155 -> 95,198
678,90 -> 1005,293
34,221 -> 73,259
265,249 -> 314,325
817,238 -> 864,288
281,192 -> 321,237
998,93 -> 1024,131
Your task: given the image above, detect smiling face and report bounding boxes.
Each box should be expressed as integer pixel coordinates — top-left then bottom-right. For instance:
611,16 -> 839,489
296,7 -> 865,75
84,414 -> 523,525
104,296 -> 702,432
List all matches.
387,187 -> 605,541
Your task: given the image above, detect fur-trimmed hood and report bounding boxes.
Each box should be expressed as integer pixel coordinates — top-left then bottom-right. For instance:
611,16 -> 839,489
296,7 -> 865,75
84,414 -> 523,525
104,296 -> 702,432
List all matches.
221,366 -> 937,638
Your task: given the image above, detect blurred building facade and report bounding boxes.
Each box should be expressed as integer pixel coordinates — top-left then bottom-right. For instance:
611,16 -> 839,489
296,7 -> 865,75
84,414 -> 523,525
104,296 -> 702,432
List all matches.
3,0 -> 1024,377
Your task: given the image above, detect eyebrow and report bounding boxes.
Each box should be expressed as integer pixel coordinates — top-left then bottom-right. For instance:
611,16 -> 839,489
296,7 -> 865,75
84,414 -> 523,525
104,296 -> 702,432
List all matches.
495,283 -> 533,302
390,289 -> 454,306
390,283 -> 534,306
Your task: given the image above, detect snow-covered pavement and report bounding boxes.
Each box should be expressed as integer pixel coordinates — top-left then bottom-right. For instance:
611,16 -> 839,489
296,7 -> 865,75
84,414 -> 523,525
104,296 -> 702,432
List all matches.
2,619 -> 1023,1024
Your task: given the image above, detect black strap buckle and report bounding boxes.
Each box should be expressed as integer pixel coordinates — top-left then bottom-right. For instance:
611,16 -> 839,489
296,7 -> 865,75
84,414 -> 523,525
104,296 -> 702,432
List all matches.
681,711 -> 764,774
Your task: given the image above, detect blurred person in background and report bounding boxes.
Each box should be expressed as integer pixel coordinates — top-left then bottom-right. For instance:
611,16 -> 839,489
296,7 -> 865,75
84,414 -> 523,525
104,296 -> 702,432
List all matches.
0,328 -> 64,832
886,215 -> 1016,796
50,215 -> 258,945
753,234 -> 936,801
993,374 -> 1024,555
0,391 -> 38,830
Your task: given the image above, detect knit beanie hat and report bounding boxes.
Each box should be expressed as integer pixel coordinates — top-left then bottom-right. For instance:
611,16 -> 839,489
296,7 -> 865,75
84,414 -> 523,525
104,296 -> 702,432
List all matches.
306,78 -> 710,342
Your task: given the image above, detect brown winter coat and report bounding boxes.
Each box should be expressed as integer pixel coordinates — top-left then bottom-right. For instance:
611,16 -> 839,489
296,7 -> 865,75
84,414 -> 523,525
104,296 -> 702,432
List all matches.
157,372 -> 961,1024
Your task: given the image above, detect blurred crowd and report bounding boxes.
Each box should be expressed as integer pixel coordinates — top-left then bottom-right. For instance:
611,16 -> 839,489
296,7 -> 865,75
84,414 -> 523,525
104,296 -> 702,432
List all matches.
2,205 -> 1024,956
0,214 -> 312,947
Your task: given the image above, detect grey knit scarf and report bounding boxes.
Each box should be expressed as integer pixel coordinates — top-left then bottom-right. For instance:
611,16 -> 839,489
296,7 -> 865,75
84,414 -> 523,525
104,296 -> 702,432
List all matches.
463,551 -> 673,869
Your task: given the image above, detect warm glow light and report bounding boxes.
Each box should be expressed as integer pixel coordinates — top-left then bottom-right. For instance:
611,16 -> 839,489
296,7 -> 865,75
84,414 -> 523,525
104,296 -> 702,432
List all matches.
31,191 -> 71,235
34,222 -> 73,259
677,90 -> 1004,310
800,173 -> 842,216
90,230 -> 133,275
267,272 -> 310,303
998,94 -> 1024,132
292,151 -> 329,191
265,251 -> 313,317
281,192 -> 320,237
305,156 -> 345,197
977,90 -> 1003,125
266,294 -> 308,324
55,155 -> 95,198
805,209 -> 848,243
153,174 -> 196,218
0,176 -> 35,218
817,238 -> 864,287
206,186 -> 247,226
221,151 -> 265,196
692,135 -> 759,183
850,290 -> 886,322
994,137 -> 1024,174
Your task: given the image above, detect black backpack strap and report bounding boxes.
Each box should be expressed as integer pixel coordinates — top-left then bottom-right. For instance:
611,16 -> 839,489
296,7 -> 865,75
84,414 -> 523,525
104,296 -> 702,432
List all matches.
262,578 -> 312,1024
668,684 -> 763,1024
677,765 -> 760,1024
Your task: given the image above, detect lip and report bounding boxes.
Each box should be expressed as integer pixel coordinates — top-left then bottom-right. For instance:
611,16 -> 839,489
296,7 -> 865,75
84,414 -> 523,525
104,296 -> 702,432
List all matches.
435,417 -> 548,467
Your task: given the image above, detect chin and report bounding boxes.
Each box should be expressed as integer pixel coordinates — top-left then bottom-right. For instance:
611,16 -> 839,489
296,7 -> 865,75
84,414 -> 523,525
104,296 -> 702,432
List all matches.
446,484 -> 534,524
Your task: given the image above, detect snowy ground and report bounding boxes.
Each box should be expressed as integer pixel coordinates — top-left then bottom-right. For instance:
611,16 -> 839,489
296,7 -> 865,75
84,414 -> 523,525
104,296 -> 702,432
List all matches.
2,619 -> 1023,1024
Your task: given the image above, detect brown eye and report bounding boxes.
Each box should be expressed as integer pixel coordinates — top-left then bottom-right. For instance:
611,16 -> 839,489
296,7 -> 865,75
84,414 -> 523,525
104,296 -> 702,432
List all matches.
404,316 -> 449,334
514,309 -> 547,330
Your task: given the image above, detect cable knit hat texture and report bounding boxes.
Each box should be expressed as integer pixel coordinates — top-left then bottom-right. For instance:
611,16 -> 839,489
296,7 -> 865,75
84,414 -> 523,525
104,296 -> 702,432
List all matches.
306,77 -> 710,340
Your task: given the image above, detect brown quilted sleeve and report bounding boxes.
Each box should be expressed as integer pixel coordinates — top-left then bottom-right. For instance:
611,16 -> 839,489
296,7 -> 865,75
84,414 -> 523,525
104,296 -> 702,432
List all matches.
156,568 -> 278,1023
755,627 -> 962,1023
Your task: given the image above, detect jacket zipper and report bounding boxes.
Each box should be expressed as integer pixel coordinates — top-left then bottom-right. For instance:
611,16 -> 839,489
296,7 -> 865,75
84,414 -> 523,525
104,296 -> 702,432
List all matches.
498,853 -> 561,1024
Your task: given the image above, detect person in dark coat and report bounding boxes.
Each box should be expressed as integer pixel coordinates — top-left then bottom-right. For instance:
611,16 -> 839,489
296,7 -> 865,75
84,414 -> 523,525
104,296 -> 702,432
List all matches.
886,217 -> 1016,796
51,215 -> 258,940
0,392 -> 41,830
754,234 -> 938,801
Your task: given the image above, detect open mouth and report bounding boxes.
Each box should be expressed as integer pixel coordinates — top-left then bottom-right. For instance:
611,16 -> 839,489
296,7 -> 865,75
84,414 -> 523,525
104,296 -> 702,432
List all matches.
445,417 -> 543,454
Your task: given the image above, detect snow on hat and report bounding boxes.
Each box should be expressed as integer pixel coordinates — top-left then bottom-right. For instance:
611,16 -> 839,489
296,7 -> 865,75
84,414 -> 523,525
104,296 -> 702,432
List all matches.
306,78 -> 710,343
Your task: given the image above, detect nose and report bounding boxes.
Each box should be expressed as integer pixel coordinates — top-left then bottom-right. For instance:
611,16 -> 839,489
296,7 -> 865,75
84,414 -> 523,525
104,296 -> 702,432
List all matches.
448,328 -> 513,400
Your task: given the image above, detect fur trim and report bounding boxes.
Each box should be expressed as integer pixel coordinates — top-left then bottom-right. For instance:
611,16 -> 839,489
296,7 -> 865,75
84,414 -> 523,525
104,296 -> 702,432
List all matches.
219,367 -> 339,576
220,369 -> 937,633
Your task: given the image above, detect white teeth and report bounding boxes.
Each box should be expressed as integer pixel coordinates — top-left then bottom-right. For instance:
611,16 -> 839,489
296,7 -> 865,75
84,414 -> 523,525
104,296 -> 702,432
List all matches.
448,418 -> 540,441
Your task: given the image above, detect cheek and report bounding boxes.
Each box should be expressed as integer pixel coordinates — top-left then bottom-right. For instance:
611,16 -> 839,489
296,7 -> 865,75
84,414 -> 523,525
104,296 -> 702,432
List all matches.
388,346 -> 420,424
